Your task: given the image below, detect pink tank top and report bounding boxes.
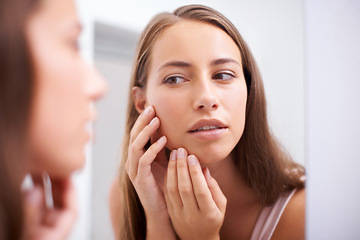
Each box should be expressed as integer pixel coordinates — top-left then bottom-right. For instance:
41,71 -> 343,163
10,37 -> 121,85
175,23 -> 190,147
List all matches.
250,189 -> 296,240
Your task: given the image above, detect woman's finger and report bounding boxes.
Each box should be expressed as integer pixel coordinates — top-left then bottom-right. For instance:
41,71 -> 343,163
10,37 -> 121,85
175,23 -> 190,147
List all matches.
23,186 -> 44,233
51,178 -> 77,214
22,178 -> 77,240
129,105 -> 155,144
176,149 -> 198,210
131,117 -> 160,154
187,155 -> 216,212
166,150 -> 183,208
137,136 -> 167,179
127,117 -> 160,180
150,127 -> 169,167
204,168 -> 227,214
48,178 -> 77,236
163,181 -> 174,212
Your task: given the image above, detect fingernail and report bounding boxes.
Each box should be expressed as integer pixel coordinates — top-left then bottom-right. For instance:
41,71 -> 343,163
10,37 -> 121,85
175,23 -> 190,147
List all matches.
188,155 -> 197,166
149,117 -> 158,126
205,168 -> 211,180
177,148 -> 186,159
143,106 -> 151,116
171,150 -> 177,161
158,136 -> 166,144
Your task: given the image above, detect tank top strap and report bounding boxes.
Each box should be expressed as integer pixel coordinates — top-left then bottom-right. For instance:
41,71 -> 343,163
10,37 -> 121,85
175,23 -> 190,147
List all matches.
250,189 -> 296,240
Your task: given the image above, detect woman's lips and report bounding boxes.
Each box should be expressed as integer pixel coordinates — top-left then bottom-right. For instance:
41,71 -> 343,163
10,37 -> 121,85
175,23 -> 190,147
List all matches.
188,127 -> 228,140
189,118 -> 227,132
190,125 -> 224,132
188,119 -> 228,140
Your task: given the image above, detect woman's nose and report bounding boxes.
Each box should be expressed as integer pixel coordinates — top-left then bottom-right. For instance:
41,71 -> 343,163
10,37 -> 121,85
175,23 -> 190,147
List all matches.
193,80 -> 219,111
85,67 -> 108,101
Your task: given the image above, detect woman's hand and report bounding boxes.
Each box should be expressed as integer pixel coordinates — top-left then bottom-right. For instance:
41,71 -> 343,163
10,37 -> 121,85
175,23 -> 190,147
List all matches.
23,176 -> 77,240
125,105 -> 176,239
165,148 -> 227,240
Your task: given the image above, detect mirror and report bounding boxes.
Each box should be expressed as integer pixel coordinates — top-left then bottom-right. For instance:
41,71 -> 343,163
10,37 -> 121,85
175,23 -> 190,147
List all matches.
72,1 -> 305,239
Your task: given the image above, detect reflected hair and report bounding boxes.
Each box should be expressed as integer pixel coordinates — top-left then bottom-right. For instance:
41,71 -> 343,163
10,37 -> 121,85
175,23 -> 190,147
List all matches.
117,4 -> 305,240
0,0 -> 39,239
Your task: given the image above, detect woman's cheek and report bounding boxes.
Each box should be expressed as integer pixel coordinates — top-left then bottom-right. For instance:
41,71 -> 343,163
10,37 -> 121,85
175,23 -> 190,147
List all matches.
150,91 -> 188,148
153,108 -> 179,150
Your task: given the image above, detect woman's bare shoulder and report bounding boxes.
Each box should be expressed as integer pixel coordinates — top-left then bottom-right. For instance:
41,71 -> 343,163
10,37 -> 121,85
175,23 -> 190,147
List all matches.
271,188 -> 306,240
109,176 -> 123,239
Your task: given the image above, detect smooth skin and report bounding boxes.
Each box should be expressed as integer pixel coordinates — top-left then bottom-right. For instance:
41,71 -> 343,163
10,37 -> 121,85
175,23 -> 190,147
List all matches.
27,0 -> 106,178
110,19 -> 304,240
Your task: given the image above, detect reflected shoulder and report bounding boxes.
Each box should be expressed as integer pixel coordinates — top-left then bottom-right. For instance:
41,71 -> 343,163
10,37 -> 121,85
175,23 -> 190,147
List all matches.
271,188 -> 306,240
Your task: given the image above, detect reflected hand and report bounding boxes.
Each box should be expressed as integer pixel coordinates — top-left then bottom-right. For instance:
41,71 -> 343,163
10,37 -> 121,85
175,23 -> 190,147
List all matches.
125,105 -> 169,219
165,148 -> 227,240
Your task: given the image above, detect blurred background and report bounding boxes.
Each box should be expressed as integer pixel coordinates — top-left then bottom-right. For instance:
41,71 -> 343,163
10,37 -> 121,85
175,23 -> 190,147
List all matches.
70,0 -> 360,239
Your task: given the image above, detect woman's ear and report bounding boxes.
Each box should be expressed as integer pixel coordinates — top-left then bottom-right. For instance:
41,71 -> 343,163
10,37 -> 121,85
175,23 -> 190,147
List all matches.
132,87 -> 147,114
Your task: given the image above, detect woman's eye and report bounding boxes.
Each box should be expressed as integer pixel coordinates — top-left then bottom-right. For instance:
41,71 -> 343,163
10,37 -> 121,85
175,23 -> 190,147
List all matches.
163,76 -> 186,85
213,72 -> 234,81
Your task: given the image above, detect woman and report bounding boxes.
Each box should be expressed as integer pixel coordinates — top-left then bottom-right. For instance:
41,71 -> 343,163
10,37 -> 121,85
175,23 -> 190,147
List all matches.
0,0 -> 106,239
109,4 -> 305,240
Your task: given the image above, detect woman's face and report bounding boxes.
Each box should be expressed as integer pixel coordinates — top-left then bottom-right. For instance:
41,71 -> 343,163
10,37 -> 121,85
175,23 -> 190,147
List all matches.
26,0 -> 107,177
144,20 -> 247,164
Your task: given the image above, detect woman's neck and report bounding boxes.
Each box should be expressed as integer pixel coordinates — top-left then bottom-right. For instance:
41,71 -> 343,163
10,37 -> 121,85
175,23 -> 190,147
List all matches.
202,154 -> 258,205
202,154 -> 262,239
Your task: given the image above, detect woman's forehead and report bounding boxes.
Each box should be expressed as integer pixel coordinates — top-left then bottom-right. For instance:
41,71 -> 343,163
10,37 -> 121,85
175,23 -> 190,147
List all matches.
150,20 -> 241,69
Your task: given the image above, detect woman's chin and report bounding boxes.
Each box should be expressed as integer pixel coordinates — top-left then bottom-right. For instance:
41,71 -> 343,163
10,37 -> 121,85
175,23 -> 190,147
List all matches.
189,149 -> 230,165
49,154 -> 86,178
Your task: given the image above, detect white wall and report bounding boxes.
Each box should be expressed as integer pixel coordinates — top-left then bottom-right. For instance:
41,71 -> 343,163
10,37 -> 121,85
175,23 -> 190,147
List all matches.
73,0 -> 305,239
305,0 -> 360,239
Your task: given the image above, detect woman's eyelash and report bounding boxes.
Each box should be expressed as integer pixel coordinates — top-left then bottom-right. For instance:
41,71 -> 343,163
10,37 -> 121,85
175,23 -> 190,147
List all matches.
163,75 -> 186,85
163,72 -> 235,85
213,72 -> 235,80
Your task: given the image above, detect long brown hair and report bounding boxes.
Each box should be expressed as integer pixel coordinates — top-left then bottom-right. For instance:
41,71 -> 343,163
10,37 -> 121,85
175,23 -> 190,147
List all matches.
0,0 -> 38,239
117,4 -> 305,239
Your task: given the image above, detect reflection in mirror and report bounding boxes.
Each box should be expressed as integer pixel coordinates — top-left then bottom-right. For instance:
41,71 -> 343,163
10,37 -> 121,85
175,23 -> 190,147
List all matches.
73,1 -> 305,239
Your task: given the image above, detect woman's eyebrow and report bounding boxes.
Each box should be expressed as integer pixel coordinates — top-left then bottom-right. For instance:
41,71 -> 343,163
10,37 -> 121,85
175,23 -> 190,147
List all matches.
210,58 -> 241,66
158,58 -> 240,72
158,61 -> 191,71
